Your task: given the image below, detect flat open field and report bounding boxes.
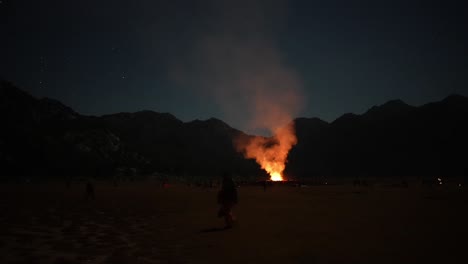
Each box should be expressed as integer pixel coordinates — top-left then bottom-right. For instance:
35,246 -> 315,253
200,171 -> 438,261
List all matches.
0,182 -> 467,264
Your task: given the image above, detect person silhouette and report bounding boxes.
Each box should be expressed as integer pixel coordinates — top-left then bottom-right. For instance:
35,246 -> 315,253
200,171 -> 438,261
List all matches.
85,181 -> 95,200
217,173 -> 238,229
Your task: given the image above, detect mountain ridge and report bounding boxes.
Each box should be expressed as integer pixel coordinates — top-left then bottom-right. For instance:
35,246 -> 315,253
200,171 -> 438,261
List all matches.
1,80 -> 468,180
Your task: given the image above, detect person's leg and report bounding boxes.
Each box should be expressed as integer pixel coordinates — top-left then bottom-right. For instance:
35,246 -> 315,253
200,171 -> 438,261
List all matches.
218,206 -> 225,218
224,213 -> 232,228
224,205 -> 234,228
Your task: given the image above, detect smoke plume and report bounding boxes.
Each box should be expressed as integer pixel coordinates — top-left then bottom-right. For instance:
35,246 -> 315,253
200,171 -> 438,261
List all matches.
170,0 -> 303,180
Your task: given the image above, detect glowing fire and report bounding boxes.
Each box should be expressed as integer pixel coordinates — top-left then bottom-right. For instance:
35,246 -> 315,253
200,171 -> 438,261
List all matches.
270,172 -> 283,182
236,123 -> 297,181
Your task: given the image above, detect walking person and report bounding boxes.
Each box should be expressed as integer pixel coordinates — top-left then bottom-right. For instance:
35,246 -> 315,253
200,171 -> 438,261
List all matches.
85,180 -> 95,200
217,173 -> 238,229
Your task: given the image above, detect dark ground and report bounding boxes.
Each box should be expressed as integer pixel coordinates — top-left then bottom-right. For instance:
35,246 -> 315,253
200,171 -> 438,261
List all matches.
0,181 -> 467,264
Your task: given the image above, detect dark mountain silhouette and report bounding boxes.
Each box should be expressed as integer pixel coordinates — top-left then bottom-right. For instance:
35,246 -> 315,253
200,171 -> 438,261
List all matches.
0,80 -> 260,180
288,95 -> 468,179
1,79 -> 467,180
363,99 -> 414,120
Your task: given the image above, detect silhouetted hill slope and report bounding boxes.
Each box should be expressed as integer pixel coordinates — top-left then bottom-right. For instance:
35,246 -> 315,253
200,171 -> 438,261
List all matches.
0,81 -> 151,178
96,113 -> 258,175
0,81 -> 260,179
288,95 -> 468,178
363,99 -> 415,120
2,79 -> 468,180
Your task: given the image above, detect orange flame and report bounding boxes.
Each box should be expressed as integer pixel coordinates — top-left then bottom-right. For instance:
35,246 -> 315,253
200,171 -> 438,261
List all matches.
237,123 -> 296,181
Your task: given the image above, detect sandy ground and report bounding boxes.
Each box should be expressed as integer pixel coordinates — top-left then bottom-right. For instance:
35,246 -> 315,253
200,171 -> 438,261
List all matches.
0,181 -> 467,264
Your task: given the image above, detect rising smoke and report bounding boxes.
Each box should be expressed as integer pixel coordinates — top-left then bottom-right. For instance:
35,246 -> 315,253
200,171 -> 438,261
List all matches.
170,0 -> 304,180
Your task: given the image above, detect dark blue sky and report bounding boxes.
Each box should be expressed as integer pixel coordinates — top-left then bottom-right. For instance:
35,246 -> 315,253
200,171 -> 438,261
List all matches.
1,0 -> 467,133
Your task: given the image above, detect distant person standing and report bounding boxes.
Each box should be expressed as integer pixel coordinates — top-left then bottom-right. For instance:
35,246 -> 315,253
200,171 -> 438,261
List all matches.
85,181 -> 95,200
217,173 -> 238,229
66,176 -> 72,189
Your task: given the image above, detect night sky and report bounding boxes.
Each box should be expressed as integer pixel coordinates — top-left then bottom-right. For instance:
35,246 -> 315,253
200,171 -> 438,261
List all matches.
1,0 -> 467,134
